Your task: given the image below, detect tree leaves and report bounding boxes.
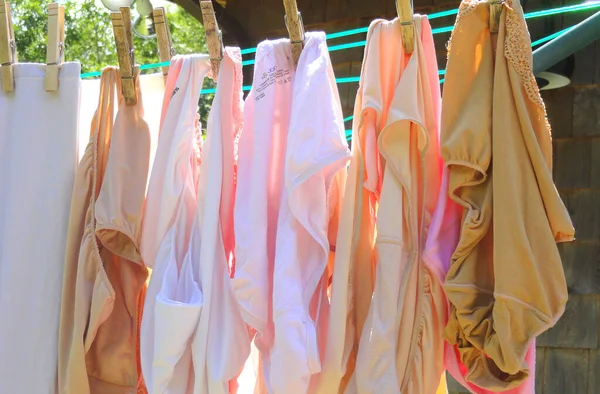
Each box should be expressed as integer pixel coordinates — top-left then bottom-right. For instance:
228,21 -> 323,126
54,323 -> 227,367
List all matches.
10,0 -> 214,127
11,0 -> 208,73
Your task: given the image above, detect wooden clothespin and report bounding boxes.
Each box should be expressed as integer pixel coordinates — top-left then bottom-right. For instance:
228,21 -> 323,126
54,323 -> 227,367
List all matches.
0,0 -> 16,92
200,0 -> 223,81
396,0 -> 414,54
45,3 -> 65,92
282,0 -> 304,68
111,6 -> 138,105
489,0 -> 504,33
152,7 -> 174,82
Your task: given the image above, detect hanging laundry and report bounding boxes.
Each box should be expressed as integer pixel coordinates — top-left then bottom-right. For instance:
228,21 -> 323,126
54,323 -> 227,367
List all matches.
440,0 -> 575,391
190,47 -> 252,394
139,54 -> 210,394
424,167 -> 539,394
353,14 -> 446,394
58,67 -> 151,394
0,62 -> 81,394
233,31 -> 350,394
59,69 -> 120,394
79,73 -> 165,174
137,47 -> 253,394
317,14 -> 446,394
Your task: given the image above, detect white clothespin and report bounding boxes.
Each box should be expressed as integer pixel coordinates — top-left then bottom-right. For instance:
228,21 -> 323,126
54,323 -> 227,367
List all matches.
282,0 -> 305,68
200,0 -> 224,81
489,0 -> 504,33
152,7 -> 174,83
111,6 -> 138,105
45,2 -> 65,92
396,0 -> 414,54
0,0 -> 16,92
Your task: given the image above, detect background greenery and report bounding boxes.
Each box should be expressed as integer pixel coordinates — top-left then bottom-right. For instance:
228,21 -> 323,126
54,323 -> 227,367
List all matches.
10,0 -> 214,124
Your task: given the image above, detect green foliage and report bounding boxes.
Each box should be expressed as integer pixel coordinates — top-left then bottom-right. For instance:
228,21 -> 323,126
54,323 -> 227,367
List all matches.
64,1 -> 118,74
10,0 -> 48,63
10,0 -> 214,126
168,3 -> 207,56
11,0 -> 207,71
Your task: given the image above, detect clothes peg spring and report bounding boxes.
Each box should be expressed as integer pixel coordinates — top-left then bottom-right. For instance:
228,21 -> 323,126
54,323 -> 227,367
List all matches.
396,0 -> 414,54
489,0 -> 504,33
45,2 -> 65,92
200,0 -> 223,81
111,6 -> 138,105
0,0 -> 16,92
283,0 -> 304,68
153,7 -> 174,82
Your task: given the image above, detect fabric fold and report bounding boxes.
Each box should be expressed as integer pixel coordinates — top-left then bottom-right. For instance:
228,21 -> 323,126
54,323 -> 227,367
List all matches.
315,22 -> 381,394
234,32 -> 349,394
140,54 -> 211,394
351,15 -> 446,394
58,66 -> 151,394
441,0 -> 574,391
271,32 -> 351,394
153,251 -> 202,394
318,16 -> 446,394
191,47 -> 252,394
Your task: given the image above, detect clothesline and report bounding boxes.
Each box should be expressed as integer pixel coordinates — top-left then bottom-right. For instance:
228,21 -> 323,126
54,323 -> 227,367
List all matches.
79,1 -> 600,80
79,0 -> 593,140
0,1 -> 579,390
337,24 -> 570,139
200,23 -> 570,99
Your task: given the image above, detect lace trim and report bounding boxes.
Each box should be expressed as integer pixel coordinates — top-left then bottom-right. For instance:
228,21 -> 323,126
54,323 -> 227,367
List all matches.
504,0 -> 544,110
446,0 -> 488,57
458,0 -> 487,19
230,47 -> 244,194
504,0 -> 552,133
193,112 -> 203,166
447,1 -> 550,122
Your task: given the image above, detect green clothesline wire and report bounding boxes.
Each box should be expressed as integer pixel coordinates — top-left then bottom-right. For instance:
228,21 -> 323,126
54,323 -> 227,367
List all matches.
237,1 -> 598,67
531,25 -> 573,46
235,2 -> 598,54
203,21 -> 576,96
343,23 -> 576,140
80,1 -> 600,79
430,25 -> 573,87
238,7 -> 461,55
